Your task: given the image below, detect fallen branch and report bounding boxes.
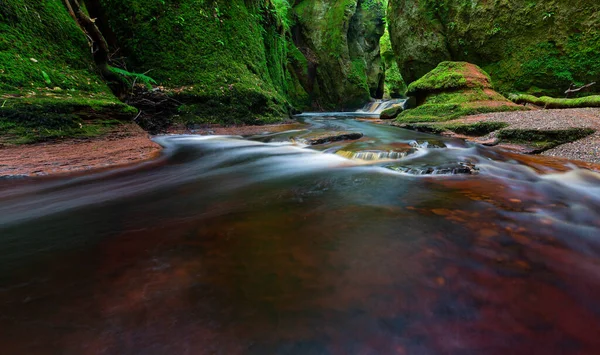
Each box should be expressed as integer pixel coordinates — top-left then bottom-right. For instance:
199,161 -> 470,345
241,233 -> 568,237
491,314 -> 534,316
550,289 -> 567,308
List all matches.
565,82 -> 596,98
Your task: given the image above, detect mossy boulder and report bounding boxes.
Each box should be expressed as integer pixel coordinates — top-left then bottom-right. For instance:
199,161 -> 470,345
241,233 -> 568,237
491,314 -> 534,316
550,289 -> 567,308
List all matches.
396,62 -> 526,123
0,0 -> 134,143
407,62 -> 492,104
380,105 -> 404,119
291,0 -> 387,110
387,0 -> 600,95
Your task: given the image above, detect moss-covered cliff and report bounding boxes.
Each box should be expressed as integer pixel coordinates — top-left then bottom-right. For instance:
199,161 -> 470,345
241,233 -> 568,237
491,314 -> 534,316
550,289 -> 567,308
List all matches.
0,0 -> 133,143
291,0 -> 387,110
387,0 -> 600,95
87,0 -> 308,125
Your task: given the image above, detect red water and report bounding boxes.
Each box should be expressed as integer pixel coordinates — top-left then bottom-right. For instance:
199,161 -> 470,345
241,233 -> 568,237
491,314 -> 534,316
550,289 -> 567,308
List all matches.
1,122 -> 600,354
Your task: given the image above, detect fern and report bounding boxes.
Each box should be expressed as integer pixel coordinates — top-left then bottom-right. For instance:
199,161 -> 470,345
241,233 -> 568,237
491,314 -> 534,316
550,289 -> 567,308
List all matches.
109,66 -> 157,89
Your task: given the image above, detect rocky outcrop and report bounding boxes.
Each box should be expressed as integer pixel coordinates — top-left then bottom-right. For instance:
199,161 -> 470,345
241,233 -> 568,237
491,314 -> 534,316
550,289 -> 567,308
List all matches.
387,0 -> 600,95
291,0 -> 386,110
396,62 -> 526,122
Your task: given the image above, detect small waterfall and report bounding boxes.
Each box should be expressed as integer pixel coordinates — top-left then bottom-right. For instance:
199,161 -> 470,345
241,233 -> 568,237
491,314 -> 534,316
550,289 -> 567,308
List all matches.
357,99 -> 407,114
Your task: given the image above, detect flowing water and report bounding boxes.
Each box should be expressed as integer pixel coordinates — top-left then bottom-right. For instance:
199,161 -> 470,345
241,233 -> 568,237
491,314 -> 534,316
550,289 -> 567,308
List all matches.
356,99 -> 408,114
2,114 -> 600,354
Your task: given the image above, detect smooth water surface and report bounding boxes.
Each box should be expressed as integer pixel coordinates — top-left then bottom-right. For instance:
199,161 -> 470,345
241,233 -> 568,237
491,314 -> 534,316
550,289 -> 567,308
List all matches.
2,116 -> 600,354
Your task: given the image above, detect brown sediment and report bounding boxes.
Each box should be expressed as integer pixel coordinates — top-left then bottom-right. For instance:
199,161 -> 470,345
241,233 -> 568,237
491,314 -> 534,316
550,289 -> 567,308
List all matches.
0,123 -> 161,177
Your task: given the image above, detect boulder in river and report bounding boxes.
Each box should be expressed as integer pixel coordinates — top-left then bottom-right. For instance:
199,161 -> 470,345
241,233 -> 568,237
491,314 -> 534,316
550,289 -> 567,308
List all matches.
380,105 -> 404,119
295,131 -> 364,146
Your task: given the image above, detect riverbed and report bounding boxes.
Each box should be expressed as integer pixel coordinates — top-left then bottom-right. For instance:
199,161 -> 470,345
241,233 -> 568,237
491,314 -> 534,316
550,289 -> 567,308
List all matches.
1,115 -> 600,354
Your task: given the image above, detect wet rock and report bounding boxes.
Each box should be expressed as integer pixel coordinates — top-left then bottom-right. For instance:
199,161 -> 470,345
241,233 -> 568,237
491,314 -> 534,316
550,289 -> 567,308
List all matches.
387,162 -> 479,176
295,131 -> 364,145
409,140 -> 447,149
380,105 -> 404,119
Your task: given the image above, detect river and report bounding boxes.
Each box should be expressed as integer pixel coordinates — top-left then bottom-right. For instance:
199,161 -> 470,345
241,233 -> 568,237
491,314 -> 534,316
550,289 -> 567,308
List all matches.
1,114 -> 600,354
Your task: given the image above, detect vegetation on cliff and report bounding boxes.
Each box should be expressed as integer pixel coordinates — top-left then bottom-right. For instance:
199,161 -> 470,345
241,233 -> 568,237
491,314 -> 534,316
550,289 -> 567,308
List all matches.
0,0 -> 135,143
292,0 -> 387,109
387,0 -> 600,95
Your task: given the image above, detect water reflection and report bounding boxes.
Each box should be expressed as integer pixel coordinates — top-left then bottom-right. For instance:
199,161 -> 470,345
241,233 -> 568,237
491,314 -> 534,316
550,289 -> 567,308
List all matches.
1,118 -> 600,354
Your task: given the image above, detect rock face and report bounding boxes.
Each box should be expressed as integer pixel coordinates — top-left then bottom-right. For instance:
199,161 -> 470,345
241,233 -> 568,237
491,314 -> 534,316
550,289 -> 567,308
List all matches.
89,0 -> 308,125
397,62 -> 526,123
291,0 -> 386,110
0,0 -> 134,143
387,0 -> 600,95
379,28 -> 406,99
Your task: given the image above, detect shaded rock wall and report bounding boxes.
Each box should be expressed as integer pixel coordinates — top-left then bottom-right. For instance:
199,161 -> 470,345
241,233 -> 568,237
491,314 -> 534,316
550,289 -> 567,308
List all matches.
292,0 -> 386,110
388,0 -> 600,95
89,0 -> 308,124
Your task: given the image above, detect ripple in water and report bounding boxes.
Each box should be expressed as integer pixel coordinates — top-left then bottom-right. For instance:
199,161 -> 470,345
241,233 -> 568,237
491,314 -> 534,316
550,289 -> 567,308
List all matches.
1,116 -> 600,354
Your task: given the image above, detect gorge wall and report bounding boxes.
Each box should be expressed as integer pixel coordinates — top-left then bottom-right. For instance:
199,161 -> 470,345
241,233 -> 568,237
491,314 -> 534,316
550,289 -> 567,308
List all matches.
291,0 -> 387,109
387,0 -> 600,95
90,0 -> 388,119
1,0 -> 390,133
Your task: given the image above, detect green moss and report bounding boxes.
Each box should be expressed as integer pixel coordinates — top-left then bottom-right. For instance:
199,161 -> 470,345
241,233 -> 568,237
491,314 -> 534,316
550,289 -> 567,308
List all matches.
407,62 -> 489,96
509,94 -> 600,109
388,0 -> 600,96
0,95 -> 135,144
487,33 -> 600,95
444,121 -> 509,136
292,0 -> 385,109
397,103 -> 523,123
497,128 -> 595,152
380,28 -> 406,98
0,0 -> 131,142
397,87 -> 524,123
0,0 -> 112,93
380,104 -> 404,119
97,0 -> 306,124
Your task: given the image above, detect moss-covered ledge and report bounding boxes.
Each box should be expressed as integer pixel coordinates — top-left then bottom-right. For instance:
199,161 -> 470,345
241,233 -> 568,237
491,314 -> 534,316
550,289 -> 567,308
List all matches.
0,93 -> 137,144
0,0 -> 137,144
509,94 -> 600,109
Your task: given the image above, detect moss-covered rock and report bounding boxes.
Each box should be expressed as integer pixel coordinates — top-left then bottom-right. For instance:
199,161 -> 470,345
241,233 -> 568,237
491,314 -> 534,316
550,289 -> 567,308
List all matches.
396,62 -> 526,122
387,0 -> 600,95
380,104 -> 404,119
291,0 -> 386,110
0,93 -> 136,144
90,0 -> 309,125
0,0 -> 134,143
